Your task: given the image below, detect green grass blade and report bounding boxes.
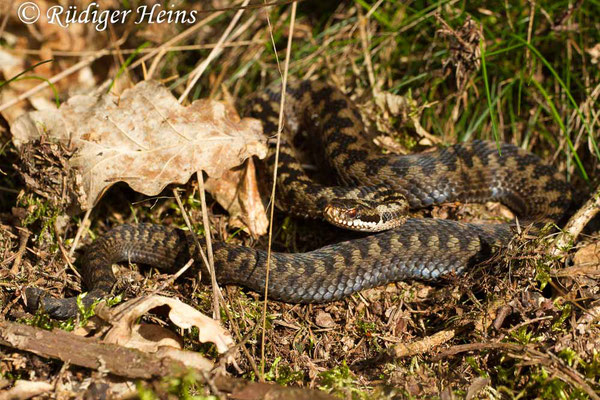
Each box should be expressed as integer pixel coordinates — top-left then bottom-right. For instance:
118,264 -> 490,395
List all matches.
530,78 -> 588,181
485,43 -> 525,57
511,34 -> 600,162
107,41 -> 151,93
480,38 -> 500,152
11,76 -> 61,108
354,0 -> 392,30
0,59 -> 54,90
462,83 -> 512,142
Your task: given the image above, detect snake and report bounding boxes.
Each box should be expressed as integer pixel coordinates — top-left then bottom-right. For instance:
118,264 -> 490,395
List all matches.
25,80 -> 572,319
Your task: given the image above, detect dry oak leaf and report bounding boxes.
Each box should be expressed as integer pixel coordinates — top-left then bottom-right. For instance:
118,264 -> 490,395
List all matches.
102,295 -> 235,366
11,80 -> 267,210
205,158 -> 269,237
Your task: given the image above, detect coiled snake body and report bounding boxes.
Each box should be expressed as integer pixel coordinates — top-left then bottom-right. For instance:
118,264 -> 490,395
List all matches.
27,81 -> 571,319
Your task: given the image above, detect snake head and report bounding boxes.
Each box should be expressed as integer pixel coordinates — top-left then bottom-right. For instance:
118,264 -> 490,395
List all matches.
323,199 -> 405,232
324,199 -> 378,230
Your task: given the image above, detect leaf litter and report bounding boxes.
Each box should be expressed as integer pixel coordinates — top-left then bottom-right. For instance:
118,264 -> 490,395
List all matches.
98,294 -> 236,369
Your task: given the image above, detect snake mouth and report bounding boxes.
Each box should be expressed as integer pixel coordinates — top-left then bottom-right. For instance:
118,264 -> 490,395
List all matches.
323,203 -> 382,231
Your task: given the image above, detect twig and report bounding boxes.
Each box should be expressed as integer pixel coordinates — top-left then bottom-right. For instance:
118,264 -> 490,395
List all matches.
172,182 -> 254,370
197,174 -> 220,321
222,301 -> 262,379
146,48 -> 167,80
68,208 -> 92,258
0,47 -> 117,113
525,0 -> 536,69
55,208 -> 92,282
156,259 -> 195,292
0,186 -> 19,193
260,0 -> 297,381
9,227 -> 30,274
0,318 -> 185,378
0,33 -> 126,112
0,319 -> 336,399
552,185 -> 600,255
54,223 -> 79,279
182,0 -> 303,14
0,0 -> 15,39
357,7 -> 377,91
492,304 -> 513,330
364,0 -> 385,19
390,329 -> 455,358
436,341 -> 599,399
575,303 -> 600,334
95,11 -> 225,94
162,9 -> 254,323
178,0 -> 251,103
3,41 -> 260,57
172,188 -> 222,320
552,0 -> 584,30
505,316 -> 553,334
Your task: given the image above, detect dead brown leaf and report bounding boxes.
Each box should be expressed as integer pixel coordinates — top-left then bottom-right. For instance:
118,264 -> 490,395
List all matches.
11,80 -> 267,211
573,242 -> 600,268
205,158 -> 268,237
315,311 -> 336,328
102,295 -> 235,358
86,295 -> 237,371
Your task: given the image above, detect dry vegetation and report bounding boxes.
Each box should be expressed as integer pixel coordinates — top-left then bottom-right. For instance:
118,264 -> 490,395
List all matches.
1,0 -> 599,398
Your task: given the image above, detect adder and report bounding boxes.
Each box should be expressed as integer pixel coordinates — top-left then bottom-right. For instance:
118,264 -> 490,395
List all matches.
25,80 -> 572,319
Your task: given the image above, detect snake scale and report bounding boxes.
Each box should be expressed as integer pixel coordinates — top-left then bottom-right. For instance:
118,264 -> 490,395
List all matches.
25,80 -> 572,319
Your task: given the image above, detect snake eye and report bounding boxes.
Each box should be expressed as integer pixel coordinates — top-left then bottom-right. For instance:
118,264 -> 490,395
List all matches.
345,208 -> 357,218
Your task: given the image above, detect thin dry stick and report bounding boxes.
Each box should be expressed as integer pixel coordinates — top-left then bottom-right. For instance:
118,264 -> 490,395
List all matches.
552,185 -> 600,256
525,0 -> 536,69
146,48 -> 167,80
95,11 -> 225,94
178,0 -> 251,103
172,187 -> 255,371
10,227 -> 30,275
6,41 -> 258,57
171,0 -> 248,318
68,208 -> 92,258
391,329 -> 455,358
0,32 -> 128,113
53,225 -> 79,280
172,189 -> 213,271
0,0 -> 15,38
170,189 -> 256,370
357,7 -> 377,91
157,258 -> 195,291
364,0 -> 385,18
0,46 -> 116,113
436,342 -> 599,400
197,173 -> 221,320
259,1 -> 297,381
